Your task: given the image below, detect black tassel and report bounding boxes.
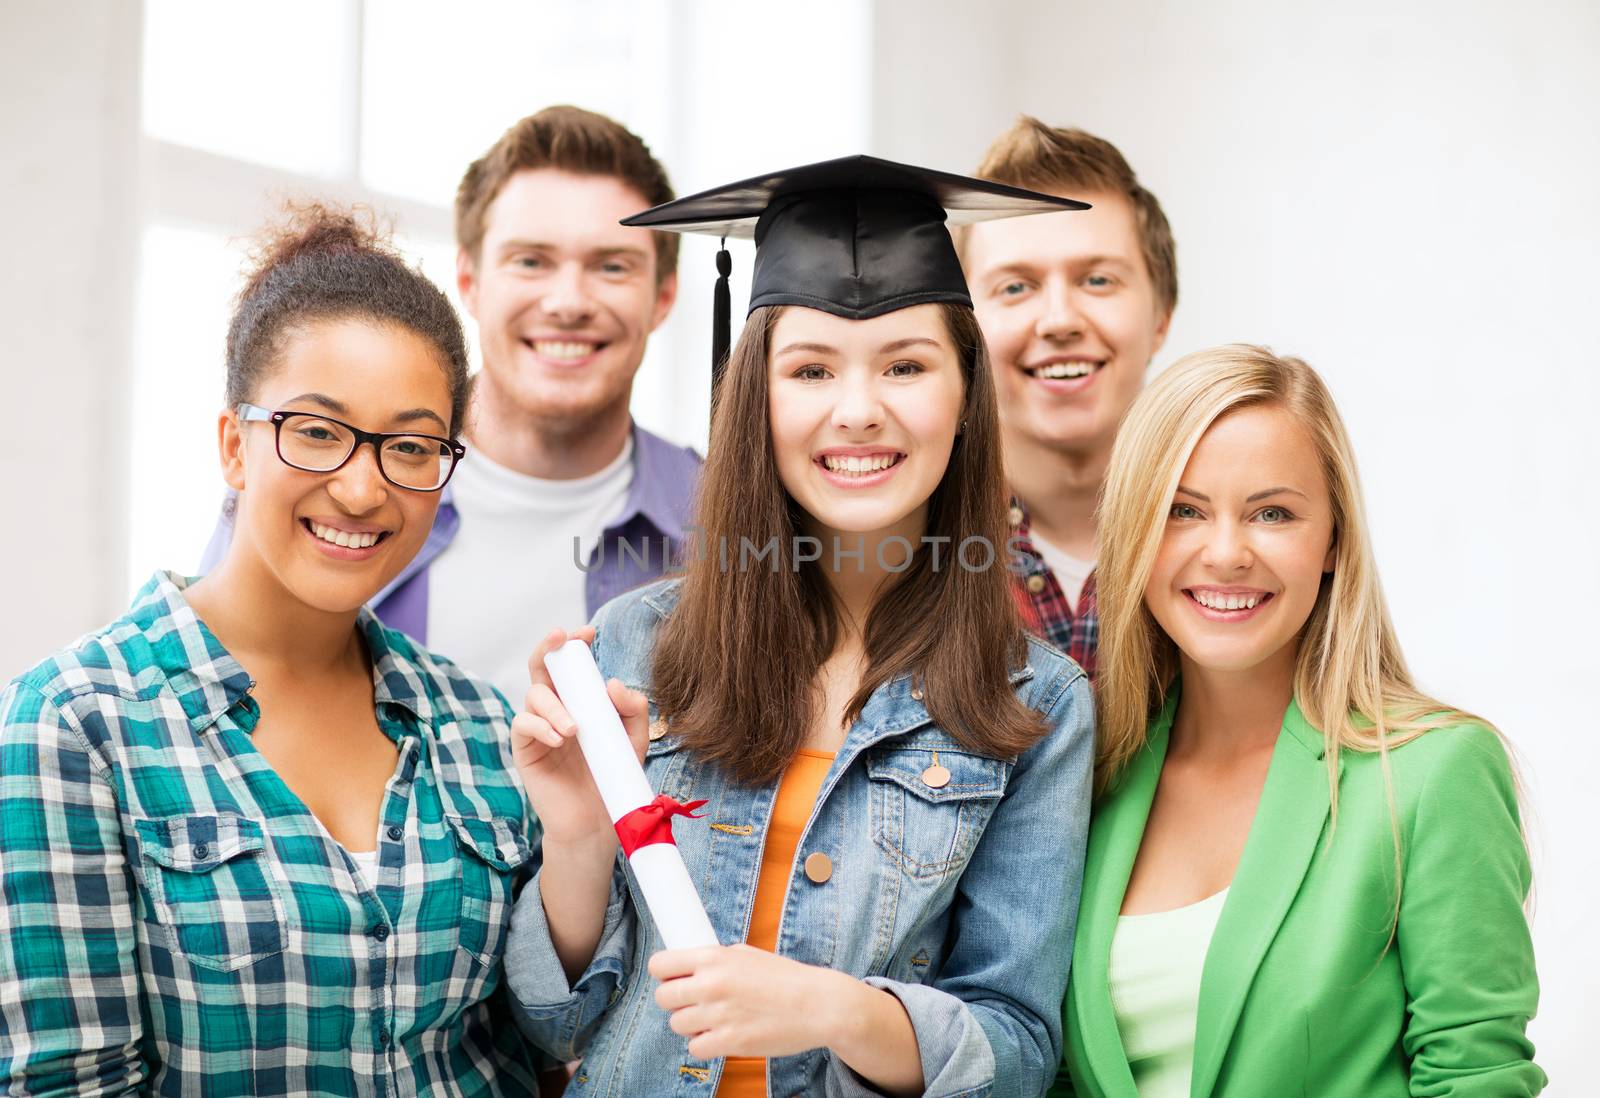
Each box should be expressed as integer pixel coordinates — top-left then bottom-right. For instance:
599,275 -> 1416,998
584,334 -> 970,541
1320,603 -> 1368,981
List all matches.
711,241 -> 732,400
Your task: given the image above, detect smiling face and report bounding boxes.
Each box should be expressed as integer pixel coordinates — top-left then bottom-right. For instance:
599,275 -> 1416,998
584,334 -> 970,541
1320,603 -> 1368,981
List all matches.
965,190 -> 1170,462
222,318 -> 454,614
458,168 -> 677,428
767,304 -> 965,542
1145,404 -> 1336,678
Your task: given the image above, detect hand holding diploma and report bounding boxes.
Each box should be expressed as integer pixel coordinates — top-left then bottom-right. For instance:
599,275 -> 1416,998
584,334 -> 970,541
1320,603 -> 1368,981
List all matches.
512,629 -> 718,972
542,637 -> 718,950
514,631 -> 919,1092
511,627 -> 636,850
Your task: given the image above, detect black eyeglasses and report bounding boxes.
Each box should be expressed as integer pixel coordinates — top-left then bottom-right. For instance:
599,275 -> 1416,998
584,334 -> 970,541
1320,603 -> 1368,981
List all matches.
236,403 -> 465,492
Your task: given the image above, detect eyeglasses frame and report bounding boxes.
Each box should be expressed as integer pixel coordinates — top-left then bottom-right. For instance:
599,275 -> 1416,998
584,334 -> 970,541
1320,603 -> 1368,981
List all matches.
235,403 -> 466,492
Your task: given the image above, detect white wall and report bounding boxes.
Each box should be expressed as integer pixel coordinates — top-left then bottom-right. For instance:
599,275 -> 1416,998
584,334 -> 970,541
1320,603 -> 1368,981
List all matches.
0,1 -> 141,677
632,0 -> 874,455
870,2 -> 1019,168
874,0 -> 1599,1086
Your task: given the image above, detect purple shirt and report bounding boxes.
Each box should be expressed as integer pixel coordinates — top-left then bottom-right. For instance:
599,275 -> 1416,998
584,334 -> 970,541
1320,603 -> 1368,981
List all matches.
199,423 -> 702,645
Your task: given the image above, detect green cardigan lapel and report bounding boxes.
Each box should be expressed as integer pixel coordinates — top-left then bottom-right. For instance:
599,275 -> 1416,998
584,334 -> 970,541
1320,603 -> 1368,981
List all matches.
1191,699 -> 1331,1097
1068,693 -> 1177,1098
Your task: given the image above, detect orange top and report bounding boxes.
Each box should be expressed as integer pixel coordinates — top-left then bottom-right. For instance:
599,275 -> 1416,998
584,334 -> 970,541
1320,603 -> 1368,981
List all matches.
717,749 -> 835,1097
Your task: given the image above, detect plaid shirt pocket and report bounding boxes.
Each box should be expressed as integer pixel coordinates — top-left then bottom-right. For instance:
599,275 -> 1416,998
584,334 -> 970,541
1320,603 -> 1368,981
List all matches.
446,813 -> 534,969
133,813 -> 286,973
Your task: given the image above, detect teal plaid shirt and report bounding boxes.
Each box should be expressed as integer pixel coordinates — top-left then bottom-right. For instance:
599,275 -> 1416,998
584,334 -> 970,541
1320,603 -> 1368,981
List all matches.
0,572 -> 543,1096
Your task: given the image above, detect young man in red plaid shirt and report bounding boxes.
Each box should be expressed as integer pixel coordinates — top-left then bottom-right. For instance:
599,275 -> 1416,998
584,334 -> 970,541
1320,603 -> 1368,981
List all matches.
963,119 -> 1179,680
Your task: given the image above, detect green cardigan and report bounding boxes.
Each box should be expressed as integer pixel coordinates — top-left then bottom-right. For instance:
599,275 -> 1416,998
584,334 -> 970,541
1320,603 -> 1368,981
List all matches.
1054,694 -> 1544,1097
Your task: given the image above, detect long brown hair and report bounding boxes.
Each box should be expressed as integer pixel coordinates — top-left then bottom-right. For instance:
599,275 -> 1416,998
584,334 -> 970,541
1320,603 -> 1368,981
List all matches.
652,304 -> 1045,785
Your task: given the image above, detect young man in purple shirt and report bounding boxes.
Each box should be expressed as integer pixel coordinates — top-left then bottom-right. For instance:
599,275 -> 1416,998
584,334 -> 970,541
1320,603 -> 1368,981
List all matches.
204,107 -> 699,703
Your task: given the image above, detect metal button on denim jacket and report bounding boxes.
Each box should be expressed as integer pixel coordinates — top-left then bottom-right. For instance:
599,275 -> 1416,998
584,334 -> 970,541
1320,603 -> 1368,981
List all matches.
506,578 -> 1096,1098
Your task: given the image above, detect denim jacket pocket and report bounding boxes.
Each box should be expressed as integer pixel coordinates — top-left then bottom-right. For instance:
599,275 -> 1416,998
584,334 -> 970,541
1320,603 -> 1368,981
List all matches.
133,813 -> 286,972
866,744 -> 1010,881
447,813 -> 535,968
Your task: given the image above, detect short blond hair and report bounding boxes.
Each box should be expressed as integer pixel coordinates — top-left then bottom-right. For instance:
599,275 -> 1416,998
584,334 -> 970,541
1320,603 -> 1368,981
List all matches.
974,116 -> 1177,316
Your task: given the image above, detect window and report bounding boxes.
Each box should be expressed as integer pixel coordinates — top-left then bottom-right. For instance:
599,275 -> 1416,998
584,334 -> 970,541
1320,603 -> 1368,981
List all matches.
142,0 -> 360,179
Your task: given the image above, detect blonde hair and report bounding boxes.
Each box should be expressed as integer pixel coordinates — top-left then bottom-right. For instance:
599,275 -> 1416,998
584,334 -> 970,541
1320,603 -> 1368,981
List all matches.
1095,345 -> 1494,813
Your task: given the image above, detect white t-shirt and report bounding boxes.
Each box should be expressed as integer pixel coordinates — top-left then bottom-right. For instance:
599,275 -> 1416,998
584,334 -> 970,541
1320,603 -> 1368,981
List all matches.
346,847 -> 379,889
1030,533 -> 1096,614
428,438 -> 634,707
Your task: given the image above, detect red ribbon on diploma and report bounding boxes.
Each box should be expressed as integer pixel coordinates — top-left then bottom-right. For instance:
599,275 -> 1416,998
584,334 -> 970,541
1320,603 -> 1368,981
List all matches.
614,794 -> 708,858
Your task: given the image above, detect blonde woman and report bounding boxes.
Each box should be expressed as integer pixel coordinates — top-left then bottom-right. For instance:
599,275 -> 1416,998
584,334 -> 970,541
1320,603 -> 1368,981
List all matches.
1053,346 -> 1542,1096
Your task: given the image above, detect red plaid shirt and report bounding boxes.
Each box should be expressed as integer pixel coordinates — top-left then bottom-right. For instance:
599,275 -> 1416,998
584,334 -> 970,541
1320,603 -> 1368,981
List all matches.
1008,499 -> 1099,680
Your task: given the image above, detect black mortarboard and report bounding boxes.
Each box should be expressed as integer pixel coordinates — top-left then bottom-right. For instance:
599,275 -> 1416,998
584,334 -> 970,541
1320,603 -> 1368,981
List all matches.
622,155 -> 1088,394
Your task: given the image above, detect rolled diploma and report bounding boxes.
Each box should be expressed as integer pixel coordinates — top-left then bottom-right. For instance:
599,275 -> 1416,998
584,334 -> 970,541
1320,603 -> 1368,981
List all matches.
543,639 -> 719,950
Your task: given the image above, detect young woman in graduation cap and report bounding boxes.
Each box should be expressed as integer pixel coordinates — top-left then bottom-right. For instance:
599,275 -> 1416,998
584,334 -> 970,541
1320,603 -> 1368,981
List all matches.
502,158 -> 1097,1097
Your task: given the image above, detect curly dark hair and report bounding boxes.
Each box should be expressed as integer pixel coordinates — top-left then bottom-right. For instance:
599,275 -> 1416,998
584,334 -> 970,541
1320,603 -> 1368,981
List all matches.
225,202 -> 471,435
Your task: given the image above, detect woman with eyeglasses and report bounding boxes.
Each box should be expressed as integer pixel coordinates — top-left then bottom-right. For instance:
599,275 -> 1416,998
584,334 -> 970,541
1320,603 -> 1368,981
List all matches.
0,205 -> 547,1094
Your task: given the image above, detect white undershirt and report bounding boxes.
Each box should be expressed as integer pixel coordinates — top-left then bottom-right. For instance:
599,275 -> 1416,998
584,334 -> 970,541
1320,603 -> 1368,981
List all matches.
1030,533 -> 1095,614
346,847 -> 380,888
429,438 -> 634,706
1109,887 -> 1230,1098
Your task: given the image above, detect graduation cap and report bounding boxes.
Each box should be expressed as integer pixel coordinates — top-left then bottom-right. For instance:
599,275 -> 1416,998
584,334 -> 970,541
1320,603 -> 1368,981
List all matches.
622,154 -> 1089,394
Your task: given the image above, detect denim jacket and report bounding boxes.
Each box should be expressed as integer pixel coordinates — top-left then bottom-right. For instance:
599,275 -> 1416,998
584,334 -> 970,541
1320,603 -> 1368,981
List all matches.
505,578 -> 1095,1097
